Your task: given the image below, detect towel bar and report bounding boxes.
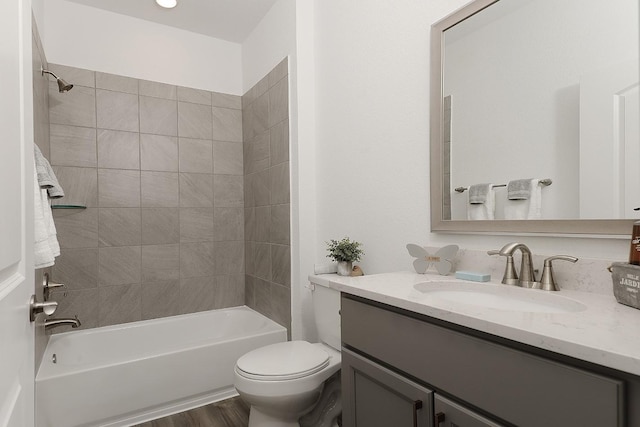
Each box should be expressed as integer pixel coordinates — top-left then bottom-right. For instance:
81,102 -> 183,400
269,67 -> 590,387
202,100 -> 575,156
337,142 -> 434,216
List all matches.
454,179 -> 552,193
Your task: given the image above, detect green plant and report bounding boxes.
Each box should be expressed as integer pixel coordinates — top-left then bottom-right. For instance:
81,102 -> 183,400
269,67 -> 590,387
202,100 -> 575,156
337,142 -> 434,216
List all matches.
326,237 -> 364,263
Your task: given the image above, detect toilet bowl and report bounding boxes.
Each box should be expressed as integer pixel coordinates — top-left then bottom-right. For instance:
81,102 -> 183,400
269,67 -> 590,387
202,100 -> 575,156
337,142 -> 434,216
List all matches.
234,282 -> 342,427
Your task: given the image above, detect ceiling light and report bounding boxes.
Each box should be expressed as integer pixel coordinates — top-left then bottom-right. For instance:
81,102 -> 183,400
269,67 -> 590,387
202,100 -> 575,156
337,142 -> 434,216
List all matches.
156,0 -> 177,9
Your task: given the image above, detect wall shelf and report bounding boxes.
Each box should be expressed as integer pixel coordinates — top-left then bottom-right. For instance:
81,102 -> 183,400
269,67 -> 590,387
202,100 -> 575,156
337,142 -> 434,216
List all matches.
51,205 -> 87,210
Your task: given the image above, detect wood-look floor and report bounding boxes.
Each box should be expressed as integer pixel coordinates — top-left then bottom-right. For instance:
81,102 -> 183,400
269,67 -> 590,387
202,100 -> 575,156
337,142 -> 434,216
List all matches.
134,397 -> 249,427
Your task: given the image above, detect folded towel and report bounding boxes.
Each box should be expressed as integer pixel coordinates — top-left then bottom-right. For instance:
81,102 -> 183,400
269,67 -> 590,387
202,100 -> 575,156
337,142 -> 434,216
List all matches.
467,184 -> 495,220
468,183 -> 492,204
33,158 -> 59,268
504,179 -> 541,219
34,144 -> 64,199
507,178 -> 533,200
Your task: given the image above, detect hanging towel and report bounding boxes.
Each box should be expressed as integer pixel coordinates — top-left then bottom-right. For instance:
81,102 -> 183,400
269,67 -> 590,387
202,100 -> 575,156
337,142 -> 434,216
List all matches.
507,178 -> 533,200
33,157 -> 60,268
467,183 -> 496,220
34,144 -> 64,199
504,178 -> 541,219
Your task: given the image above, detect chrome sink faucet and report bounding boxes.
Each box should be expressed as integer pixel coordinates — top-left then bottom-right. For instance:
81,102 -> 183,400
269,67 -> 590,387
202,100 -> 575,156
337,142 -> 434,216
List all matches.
498,242 -> 538,288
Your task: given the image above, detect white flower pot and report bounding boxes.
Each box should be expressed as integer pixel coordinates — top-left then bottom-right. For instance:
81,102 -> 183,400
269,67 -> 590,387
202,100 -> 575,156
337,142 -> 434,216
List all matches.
337,261 -> 353,276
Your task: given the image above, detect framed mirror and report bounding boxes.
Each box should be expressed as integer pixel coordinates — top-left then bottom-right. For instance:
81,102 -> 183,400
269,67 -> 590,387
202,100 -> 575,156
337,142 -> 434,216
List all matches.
430,0 -> 639,235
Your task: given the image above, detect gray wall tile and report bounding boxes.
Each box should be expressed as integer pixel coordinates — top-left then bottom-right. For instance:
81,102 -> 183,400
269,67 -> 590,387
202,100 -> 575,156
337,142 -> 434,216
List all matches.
213,141 -> 243,175
245,131 -> 270,174
96,72 -> 138,94
141,208 -> 179,245
270,162 -> 290,205
180,208 -> 214,242
214,207 -> 244,241
215,241 -> 244,275
212,107 -> 242,142
139,80 -> 177,100
97,130 -> 139,170
55,208 -> 98,248
98,284 -> 141,326
141,281 -> 180,320
254,242 -> 271,281
252,169 -> 270,207
180,242 -> 215,278
212,92 -> 241,109
96,89 -> 139,132
179,138 -> 213,173
140,96 -> 178,136
140,134 -> 179,172
268,57 -> 288,88
268,77 -> 288,127
271,244 -> 291,287
98,246 -> 141,286
271,204 -> 290,245
49,84 -> 96,128
141,244 -> 179,283
98,208 -> 141,247
213,175 -> 243,207
52,248 -> 98,290
179,276 -> 215,314
179,173 -> 213,207
178,102 -> 212,139
50,124 -> 97,168
270,282 -> 291,330
141,171 -> 179,207
244,208 -> 256,242
177,86 -> 211,105
270,119 -> 289,166
252,277 -> 271,318
255,206 -> 271,243
98,169 -> 141,207
52,166 -> 98,207
213,275 -> 245,309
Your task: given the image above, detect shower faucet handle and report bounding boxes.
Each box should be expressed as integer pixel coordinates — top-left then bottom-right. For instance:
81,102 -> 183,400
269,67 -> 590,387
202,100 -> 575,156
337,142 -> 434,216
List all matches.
43,272 -> 65,301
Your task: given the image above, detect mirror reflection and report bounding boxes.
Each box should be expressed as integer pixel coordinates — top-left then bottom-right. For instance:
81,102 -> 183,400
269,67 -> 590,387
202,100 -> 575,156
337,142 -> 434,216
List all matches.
442,0 -> 638,221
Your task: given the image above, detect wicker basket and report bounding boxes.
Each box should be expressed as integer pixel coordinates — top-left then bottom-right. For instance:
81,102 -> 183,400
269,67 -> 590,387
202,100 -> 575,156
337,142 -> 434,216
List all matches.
609,262 -> 640,310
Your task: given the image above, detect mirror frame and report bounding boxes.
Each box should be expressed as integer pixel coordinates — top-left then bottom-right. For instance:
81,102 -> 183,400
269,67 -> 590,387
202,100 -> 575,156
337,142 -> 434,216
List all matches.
430,0 -> 633,235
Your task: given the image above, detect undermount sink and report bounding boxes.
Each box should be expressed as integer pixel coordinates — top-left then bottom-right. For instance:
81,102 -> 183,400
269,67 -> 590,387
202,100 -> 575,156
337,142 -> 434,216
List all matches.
413,282 -> 587,313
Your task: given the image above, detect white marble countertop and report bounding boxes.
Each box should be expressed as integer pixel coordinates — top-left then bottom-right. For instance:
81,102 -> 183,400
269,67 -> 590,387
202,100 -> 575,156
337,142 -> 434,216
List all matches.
309,271 -> 640,377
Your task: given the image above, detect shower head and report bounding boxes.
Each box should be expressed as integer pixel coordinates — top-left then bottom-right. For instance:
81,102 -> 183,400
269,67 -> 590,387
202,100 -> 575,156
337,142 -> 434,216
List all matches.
41,68 -> 74,93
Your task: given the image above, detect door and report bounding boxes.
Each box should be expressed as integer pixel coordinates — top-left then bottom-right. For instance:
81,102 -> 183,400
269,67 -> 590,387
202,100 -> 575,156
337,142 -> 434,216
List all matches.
0,0 -> 36,426
580,59 -> 640,218
434,395 -> 504,427
342,348 -> 433,427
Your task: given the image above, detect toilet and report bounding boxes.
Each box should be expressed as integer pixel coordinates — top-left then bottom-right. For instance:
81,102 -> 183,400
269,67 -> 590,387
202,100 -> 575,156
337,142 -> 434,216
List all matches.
234,282 -> 341,427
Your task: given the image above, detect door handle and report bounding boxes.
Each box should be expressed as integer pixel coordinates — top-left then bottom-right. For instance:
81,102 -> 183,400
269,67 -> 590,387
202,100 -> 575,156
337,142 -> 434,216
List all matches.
435,412 -> 445,426
30,295 -> 58,322
412,400 -> 423,427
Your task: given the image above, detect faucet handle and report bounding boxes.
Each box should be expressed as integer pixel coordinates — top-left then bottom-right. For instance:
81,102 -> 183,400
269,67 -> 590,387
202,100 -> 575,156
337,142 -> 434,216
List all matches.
487,249 -> 518,285
539,255 -> 578,291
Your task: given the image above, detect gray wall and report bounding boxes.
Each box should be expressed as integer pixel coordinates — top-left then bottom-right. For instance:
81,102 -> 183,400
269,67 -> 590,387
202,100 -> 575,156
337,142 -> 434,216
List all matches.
243,58 -> 291,335
48,64 -> 247,332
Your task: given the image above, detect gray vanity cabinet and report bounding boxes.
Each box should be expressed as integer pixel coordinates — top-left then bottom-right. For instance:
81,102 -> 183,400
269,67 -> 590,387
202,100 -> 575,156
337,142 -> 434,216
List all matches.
341,294 -> 626,427
342,348 -> 434,427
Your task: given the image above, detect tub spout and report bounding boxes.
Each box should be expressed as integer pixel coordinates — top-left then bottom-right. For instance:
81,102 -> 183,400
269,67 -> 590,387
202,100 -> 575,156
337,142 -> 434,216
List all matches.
45,316 -> 81,331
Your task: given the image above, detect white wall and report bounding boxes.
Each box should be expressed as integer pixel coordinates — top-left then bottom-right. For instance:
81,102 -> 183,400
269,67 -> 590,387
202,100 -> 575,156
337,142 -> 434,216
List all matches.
43,0 -> 242,94
310,0 -> 630,292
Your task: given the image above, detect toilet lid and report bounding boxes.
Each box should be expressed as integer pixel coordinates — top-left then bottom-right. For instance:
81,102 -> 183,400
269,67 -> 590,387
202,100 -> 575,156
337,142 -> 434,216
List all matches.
236,341 -> 330,381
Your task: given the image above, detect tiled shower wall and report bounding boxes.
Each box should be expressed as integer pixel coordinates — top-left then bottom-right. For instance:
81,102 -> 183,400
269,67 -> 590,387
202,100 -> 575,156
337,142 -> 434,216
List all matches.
48,64 -> 246,332
243,59 -> 291,333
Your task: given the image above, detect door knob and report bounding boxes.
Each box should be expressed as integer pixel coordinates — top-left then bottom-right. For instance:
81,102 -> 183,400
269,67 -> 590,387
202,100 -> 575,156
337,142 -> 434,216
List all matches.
30,295 -> 58,322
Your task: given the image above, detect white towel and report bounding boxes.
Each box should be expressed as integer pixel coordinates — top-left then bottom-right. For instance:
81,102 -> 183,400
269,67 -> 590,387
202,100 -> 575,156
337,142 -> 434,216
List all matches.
504,179 -> 541,219
467,184 -> 496,220
33,158 -> 60,269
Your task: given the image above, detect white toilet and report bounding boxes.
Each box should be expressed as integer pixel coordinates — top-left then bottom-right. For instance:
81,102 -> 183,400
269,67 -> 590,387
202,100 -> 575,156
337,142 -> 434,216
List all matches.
234,282 -> 341,427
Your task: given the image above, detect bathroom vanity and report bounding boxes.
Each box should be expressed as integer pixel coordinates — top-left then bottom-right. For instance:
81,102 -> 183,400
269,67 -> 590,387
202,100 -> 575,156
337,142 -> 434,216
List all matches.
309,272 -> 640,427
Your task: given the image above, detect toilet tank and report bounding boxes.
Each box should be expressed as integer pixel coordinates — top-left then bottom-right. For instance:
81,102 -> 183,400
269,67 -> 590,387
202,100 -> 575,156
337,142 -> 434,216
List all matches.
312,282 -> 341,350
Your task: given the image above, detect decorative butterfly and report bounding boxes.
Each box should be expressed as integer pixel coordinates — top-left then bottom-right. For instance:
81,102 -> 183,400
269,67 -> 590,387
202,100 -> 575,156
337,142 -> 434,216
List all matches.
406,244 -> 459,275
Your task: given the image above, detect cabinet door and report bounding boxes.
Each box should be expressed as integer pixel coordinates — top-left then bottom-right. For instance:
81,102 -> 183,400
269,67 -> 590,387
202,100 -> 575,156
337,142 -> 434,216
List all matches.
342,348 -> 433,427
434,395 -> 504,427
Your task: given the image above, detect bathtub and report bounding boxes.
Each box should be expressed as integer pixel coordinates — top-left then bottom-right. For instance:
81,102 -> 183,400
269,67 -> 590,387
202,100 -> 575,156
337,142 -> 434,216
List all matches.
35,306 -> 287,427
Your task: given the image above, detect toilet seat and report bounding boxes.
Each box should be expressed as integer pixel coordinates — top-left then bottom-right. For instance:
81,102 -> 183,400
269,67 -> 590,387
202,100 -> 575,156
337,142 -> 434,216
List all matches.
236,341 -> 330,381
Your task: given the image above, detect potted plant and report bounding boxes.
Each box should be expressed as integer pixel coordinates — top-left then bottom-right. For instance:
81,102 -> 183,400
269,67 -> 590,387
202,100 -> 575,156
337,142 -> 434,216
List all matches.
326,237 -> 364,276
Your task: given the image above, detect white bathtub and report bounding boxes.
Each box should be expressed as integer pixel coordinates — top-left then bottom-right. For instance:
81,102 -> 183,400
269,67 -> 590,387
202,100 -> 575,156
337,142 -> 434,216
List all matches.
36,306 -> 287,427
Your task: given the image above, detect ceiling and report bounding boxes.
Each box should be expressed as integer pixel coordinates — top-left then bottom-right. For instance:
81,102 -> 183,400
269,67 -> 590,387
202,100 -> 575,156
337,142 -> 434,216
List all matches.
64,0 -> 279,43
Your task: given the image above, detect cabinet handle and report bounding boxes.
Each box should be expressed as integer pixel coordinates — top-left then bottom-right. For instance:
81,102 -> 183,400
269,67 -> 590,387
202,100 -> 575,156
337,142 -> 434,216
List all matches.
412,400 -> 423,427
435,412 -> 445,426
